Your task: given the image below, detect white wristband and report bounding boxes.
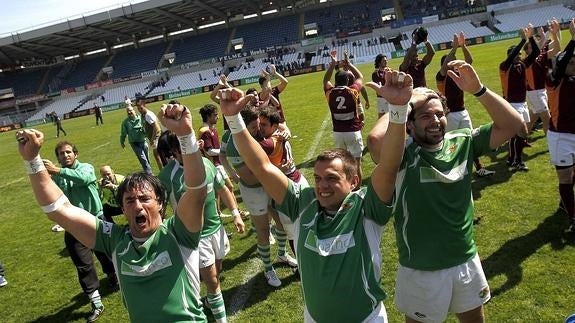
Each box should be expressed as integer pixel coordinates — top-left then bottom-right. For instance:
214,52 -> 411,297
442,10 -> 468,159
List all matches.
224,114 -> 246,134
185,176 -> 208,190
231,208 -> 240,217
388,104 -> 410,124
24,155 -> 46,175
41,194 -> 69,214
177,133 -> 199,155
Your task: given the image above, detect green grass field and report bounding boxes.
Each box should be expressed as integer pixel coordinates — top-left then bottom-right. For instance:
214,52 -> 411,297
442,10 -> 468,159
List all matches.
1,32 -> 574,322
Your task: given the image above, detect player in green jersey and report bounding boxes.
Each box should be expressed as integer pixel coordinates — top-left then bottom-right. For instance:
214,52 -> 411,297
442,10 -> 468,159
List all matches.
366,61 -> 523,322
17,103 -> 209,322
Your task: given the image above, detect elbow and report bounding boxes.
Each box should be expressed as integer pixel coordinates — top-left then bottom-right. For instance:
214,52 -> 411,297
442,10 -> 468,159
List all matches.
367,131 -> 383,164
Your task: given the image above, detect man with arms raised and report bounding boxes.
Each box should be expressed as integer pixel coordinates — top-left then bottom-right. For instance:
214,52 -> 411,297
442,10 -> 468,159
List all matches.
16,103 -> 209,322
366,60 -> 522,322
216,70 -> 414,321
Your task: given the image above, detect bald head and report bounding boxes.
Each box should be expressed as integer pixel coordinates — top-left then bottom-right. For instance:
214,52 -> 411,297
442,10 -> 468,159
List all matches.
100,165 -> 114,181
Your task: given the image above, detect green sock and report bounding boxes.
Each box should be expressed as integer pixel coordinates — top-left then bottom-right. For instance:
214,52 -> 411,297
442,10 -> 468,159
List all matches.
257,244 -> 273,271
207,292 -> 227,323
275,228 -> 288,256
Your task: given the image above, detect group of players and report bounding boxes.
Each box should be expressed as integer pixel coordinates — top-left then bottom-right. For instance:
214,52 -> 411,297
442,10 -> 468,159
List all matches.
13,16 -> 575,323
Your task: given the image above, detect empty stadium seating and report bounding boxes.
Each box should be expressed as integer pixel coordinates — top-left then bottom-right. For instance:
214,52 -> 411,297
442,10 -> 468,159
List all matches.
234,15 -> 299,52
171,29 -> 229,64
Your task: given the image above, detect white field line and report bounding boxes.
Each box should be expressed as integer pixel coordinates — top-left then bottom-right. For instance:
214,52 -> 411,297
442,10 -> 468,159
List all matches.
89,141 -> 110,152
227,112 -> 329,318
0,176 -> 25,189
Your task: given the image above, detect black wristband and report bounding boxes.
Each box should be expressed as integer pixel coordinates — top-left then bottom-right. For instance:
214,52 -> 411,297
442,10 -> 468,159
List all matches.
473,86 -> 487,97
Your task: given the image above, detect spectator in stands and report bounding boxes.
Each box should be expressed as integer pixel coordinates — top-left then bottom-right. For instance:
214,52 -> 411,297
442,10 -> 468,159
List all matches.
120,105 -> 153,174
42,140 -> 118,321
136,99 -> 163,171
546,19 -> 575,232
500,24 -> 539,171
365,61 -> 523,323
98,165 -> 125,223
94,103 -> 103,126
53,112 -> 67,137
16,103 -> 209,321
323,51 -> 364,183
400,27 -> 435,87
437,32 -> 494,177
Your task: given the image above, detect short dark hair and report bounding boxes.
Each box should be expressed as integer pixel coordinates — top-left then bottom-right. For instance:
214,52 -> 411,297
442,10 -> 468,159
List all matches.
157,130 -> 176,165
168,99 -> 180,105
116,172 -> 167,217
407,89 -> 447,121
246,88 -> 258,95
54,141 -> 78,158
258,106 -> 281,126
199,104 -> 218,122
315,149 -> 357,180
240,106 -> 259,124
335,70 -> 351,86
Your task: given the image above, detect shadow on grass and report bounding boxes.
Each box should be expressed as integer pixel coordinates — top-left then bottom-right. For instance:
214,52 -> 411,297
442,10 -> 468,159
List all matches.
26,281 -> 119,323
223,243 -> 257,272
482,209 -> 575,298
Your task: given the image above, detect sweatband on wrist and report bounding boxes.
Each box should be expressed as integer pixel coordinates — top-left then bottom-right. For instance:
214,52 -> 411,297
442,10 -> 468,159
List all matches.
473,85 -> 487,97
41,195 -> 69,214
231,209 -> 240,217
24,155 -> 46,175
185,176 -> 208,190
224,114 -> 246,134
388,104 -> 410,124
177,133 -> 198,155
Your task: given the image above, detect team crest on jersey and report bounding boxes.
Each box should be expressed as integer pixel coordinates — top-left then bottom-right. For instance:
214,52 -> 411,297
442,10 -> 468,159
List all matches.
102,221 -> 113,235
447,143 -> 457,155
479,286 -> 490,300
304,230 -> 355,256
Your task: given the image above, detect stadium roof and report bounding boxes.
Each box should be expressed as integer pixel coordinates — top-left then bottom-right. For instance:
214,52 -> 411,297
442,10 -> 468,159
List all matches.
0,0 -> 303,68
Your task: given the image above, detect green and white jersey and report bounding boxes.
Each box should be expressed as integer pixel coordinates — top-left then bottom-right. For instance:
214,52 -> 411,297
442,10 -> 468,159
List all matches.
383,124 -> 492,271
221,130 -> 260,188
94,216 -> 206,322
277,180 -> 391,322
158,157 -> 224,238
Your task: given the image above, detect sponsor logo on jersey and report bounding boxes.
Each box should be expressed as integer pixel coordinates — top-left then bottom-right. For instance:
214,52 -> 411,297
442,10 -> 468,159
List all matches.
479,286 -> 490,300
121,250 -> 172,276
414,312 -> 427,319
304,230 -> 355,256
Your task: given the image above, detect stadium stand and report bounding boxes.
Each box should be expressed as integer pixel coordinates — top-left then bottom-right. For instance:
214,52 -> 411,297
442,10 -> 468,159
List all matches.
494,4 -> 575,32
170,29 -> 229,64
109,42 -> 168,79
0,68 -> 46,97
234,15 -> 300,52
57,56 -> 109,91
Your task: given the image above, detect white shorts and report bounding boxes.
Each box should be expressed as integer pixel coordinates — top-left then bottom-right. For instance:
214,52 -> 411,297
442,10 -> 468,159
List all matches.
377,97 -> 390,114
547,130 -> 575,167
215,164 -> 229,180
510,102 -> 530,123
446,110 -> 473,132
395,254 -> 491,322
304,301 -> 387,323
526,89 -> 549,114
199,226 -> 230,268
333,131 -> 364,158
238,183 -> 269,216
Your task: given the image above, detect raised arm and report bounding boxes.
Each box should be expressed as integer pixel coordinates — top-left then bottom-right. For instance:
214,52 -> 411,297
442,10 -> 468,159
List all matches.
501,31 -> 527,70
343,52 -> 363,85
439,34 -> 459,77
447,60 -> 523,148
159,104 -> 207,233
400,43 -> 417,72
552,21 -> 575,81
323,53 -> 337,91
365,71 -> 413,203
547,19 -> 562,58
270,64 -> 289,93
421,40 -> 436,66
219,88 -> 289,205
459,32 -> 473,64
17,129 -> 97,248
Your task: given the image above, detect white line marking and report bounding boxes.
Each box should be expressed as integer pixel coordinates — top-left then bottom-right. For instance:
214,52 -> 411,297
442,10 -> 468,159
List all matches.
89,142 -> 110,152
305,112 -> 331,161
0,177 -> 25,189
227,257 -> 262,317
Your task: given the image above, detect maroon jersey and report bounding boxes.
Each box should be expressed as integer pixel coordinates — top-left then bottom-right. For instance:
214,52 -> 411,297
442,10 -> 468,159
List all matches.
259,87 -> 286,123
198,125 -> 221,166
325,83 -> 363,132
499,60 -> 527,103
371,69 -> 387,98
406,59 -> 428,88
546,76 -> 575,134
436,71 -> 464,112
526,50 -> 549,91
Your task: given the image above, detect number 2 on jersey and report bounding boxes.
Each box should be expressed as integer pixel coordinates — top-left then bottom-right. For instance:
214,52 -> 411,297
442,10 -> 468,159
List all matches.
335,96 -> 347,110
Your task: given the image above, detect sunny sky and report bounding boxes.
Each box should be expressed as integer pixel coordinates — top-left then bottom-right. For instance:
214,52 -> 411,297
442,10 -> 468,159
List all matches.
0,0 -> 146,36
